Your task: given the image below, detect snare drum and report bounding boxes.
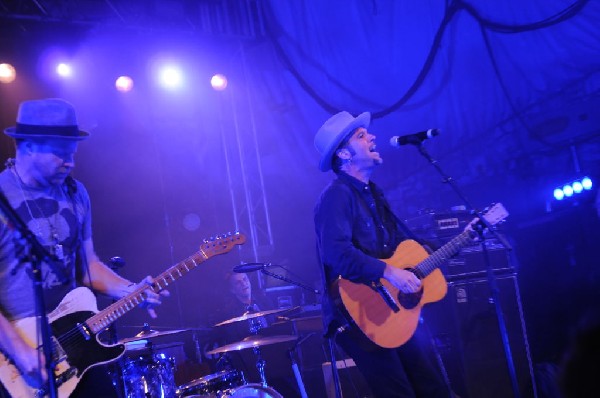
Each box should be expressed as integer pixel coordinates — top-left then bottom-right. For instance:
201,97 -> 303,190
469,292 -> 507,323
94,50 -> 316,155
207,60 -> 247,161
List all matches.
228,384 -> 283,398
176,369 -> 245,397
121,353 -> 176,398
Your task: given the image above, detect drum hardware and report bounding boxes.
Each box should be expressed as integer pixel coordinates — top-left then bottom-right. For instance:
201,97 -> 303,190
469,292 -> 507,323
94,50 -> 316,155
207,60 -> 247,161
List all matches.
213,307 -> 299,327
227,383 -> 283,397
176,369 -> 246,397
119,351 -> 177,398
205,335 -> 298,355
119,323 -> 189,344
206,334 -> 297,390
287,332 -> 314,398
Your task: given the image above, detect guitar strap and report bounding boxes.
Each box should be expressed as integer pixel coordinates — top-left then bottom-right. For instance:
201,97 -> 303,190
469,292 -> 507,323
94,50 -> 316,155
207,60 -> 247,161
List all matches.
63,176 -> 86,289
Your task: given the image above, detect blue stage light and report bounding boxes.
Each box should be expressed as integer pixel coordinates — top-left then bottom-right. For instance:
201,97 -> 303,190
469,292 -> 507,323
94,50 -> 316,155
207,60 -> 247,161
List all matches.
553,188 -> 565,200
581,177 -> 593,190
572,181 -> 583,194
563,185 -> 574,197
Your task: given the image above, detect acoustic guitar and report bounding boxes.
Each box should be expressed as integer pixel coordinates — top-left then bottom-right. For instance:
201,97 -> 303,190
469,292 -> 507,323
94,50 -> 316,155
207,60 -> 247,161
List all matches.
333,204 -> 508,348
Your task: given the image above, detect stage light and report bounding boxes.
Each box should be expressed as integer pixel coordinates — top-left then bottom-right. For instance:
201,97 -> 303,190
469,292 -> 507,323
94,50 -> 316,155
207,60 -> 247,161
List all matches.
159,65 -> 183,89
115,76 -> 134,92
563,185 -> 574,197
210,74 -> 228,91
56,63 -> 72,78
581,177 -> 592,190
553,188 -> 565,201
549,176 -> 595,212
0,63 -> 16,83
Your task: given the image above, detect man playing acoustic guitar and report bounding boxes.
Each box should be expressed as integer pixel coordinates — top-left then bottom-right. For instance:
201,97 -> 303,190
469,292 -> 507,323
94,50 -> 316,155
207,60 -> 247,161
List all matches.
313,111 -> 449,397
0,99 -> 168,398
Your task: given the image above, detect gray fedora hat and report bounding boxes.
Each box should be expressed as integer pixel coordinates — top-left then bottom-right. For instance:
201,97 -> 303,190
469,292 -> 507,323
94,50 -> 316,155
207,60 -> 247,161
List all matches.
4,98 -> 89,140
314,111 -> 370,172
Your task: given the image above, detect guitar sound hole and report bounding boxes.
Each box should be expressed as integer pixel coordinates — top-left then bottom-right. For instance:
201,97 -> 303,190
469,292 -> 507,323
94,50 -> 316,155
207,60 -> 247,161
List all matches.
397,289 -> 423,310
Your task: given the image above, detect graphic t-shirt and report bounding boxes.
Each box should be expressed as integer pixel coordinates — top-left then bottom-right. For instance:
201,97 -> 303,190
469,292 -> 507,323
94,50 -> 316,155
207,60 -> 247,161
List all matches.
0,167 -> 92,321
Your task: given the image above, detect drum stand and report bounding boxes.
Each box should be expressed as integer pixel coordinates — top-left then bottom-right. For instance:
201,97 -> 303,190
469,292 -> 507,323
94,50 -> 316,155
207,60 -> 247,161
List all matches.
288,339 -> 310,398
252,346 -> 268,388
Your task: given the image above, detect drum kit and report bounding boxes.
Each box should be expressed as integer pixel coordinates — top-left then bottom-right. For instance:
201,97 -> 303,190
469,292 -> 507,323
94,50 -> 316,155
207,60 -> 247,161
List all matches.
115,307 -> 301,398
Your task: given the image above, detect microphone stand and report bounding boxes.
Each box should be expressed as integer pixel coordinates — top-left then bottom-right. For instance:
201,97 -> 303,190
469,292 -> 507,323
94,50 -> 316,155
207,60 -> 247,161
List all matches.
413,142 -> 521,398
107,257 -> 125,398
258,265 -> 318,396
260,266 -> 320,296
0,190 -> 62,398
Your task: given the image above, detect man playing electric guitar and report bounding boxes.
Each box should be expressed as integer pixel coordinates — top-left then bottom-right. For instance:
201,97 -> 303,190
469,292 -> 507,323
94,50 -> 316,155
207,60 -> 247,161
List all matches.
314,111 -> 449,397
0,99 -> 169,398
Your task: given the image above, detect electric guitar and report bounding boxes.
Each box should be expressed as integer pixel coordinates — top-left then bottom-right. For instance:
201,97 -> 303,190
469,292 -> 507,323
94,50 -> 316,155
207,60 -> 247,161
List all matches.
0,232 -> 246,398
333,203 -> 508,348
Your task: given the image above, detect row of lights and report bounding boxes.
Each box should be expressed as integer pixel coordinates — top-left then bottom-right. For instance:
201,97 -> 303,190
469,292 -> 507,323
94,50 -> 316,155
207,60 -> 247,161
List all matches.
0,62 -> 228,92
553,177 -> 593,201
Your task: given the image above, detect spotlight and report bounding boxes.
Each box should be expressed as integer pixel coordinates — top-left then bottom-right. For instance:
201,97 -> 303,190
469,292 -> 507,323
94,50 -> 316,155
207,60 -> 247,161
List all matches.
549,176 -> 595,212
0,63 -> 16,83
563,185 -> 574,197
159,66 -> 183,89
210,74 -> 228,91
56,63 -> 72,78
115,76 -> 134,92
581,177 -> 593,190
553,188 -> 565,201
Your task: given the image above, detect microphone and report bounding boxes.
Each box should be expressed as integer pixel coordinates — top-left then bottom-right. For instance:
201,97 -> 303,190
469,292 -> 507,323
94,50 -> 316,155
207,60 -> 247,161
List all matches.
390,128 -> 440,146
233,263 -> 273,273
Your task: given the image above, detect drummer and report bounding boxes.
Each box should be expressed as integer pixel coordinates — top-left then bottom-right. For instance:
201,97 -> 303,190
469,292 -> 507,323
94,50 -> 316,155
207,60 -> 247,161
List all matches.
216,272 -> 275,342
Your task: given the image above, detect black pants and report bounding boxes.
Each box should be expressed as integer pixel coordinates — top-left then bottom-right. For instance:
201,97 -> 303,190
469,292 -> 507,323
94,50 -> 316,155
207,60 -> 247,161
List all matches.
335,324 -> 450,398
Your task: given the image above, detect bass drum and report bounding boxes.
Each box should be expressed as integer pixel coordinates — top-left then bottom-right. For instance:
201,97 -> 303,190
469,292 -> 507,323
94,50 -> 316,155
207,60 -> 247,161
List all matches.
228,384 -> 283,398
176,369 -> 245,397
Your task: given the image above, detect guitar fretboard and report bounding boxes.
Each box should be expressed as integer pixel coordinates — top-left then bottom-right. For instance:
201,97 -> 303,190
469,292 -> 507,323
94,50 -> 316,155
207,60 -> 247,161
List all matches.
86,251 -> 207,334
415,230 -> 475,278
85,233 -> 245,334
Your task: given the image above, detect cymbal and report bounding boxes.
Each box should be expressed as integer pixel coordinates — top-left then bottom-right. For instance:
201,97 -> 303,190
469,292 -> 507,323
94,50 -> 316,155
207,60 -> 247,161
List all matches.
214,307 -> 299,327
206,334 -> 298,355
119,328 -> 187,344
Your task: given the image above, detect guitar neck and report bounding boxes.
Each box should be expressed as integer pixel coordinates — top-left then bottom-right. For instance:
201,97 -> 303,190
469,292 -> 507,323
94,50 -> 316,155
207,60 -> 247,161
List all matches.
86,250 -> 208,334
414,230 -> 474,277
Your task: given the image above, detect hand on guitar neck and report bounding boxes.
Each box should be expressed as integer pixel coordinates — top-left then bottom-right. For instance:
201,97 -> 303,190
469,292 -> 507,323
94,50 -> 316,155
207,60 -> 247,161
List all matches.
383,264 -> 421,294
120,275 -> 171,319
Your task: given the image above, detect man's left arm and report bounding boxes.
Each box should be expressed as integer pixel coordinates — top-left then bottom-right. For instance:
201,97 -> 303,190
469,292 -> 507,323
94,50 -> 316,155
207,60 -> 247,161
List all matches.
80,238 -> 169,318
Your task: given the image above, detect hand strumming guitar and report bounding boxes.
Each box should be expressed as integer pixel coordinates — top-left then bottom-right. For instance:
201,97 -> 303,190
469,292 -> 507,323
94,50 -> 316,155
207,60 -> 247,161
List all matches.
383,264 -> 421,293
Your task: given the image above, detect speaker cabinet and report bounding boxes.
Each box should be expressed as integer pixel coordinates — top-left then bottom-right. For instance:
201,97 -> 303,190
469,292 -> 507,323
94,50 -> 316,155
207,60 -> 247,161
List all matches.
424,274 -> 536,398
321,359 -> 373,398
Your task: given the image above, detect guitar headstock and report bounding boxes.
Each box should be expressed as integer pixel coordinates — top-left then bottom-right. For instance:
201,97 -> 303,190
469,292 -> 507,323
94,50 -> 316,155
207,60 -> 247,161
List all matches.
482,203 -> 509,226
200,232 -> 246,258
465,203 -> 509,235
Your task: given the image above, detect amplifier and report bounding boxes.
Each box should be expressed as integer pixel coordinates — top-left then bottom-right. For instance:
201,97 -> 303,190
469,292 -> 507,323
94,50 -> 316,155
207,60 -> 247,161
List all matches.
404,209 -> 473,239
443,242 -> 514,280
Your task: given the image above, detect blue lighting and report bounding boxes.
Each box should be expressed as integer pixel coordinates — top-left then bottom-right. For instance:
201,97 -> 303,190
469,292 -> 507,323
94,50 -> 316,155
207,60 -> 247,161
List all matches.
563,185 -> 574,197
550,176 -> 594,209
553,188 -> 565,200
581,177 -> 593,190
